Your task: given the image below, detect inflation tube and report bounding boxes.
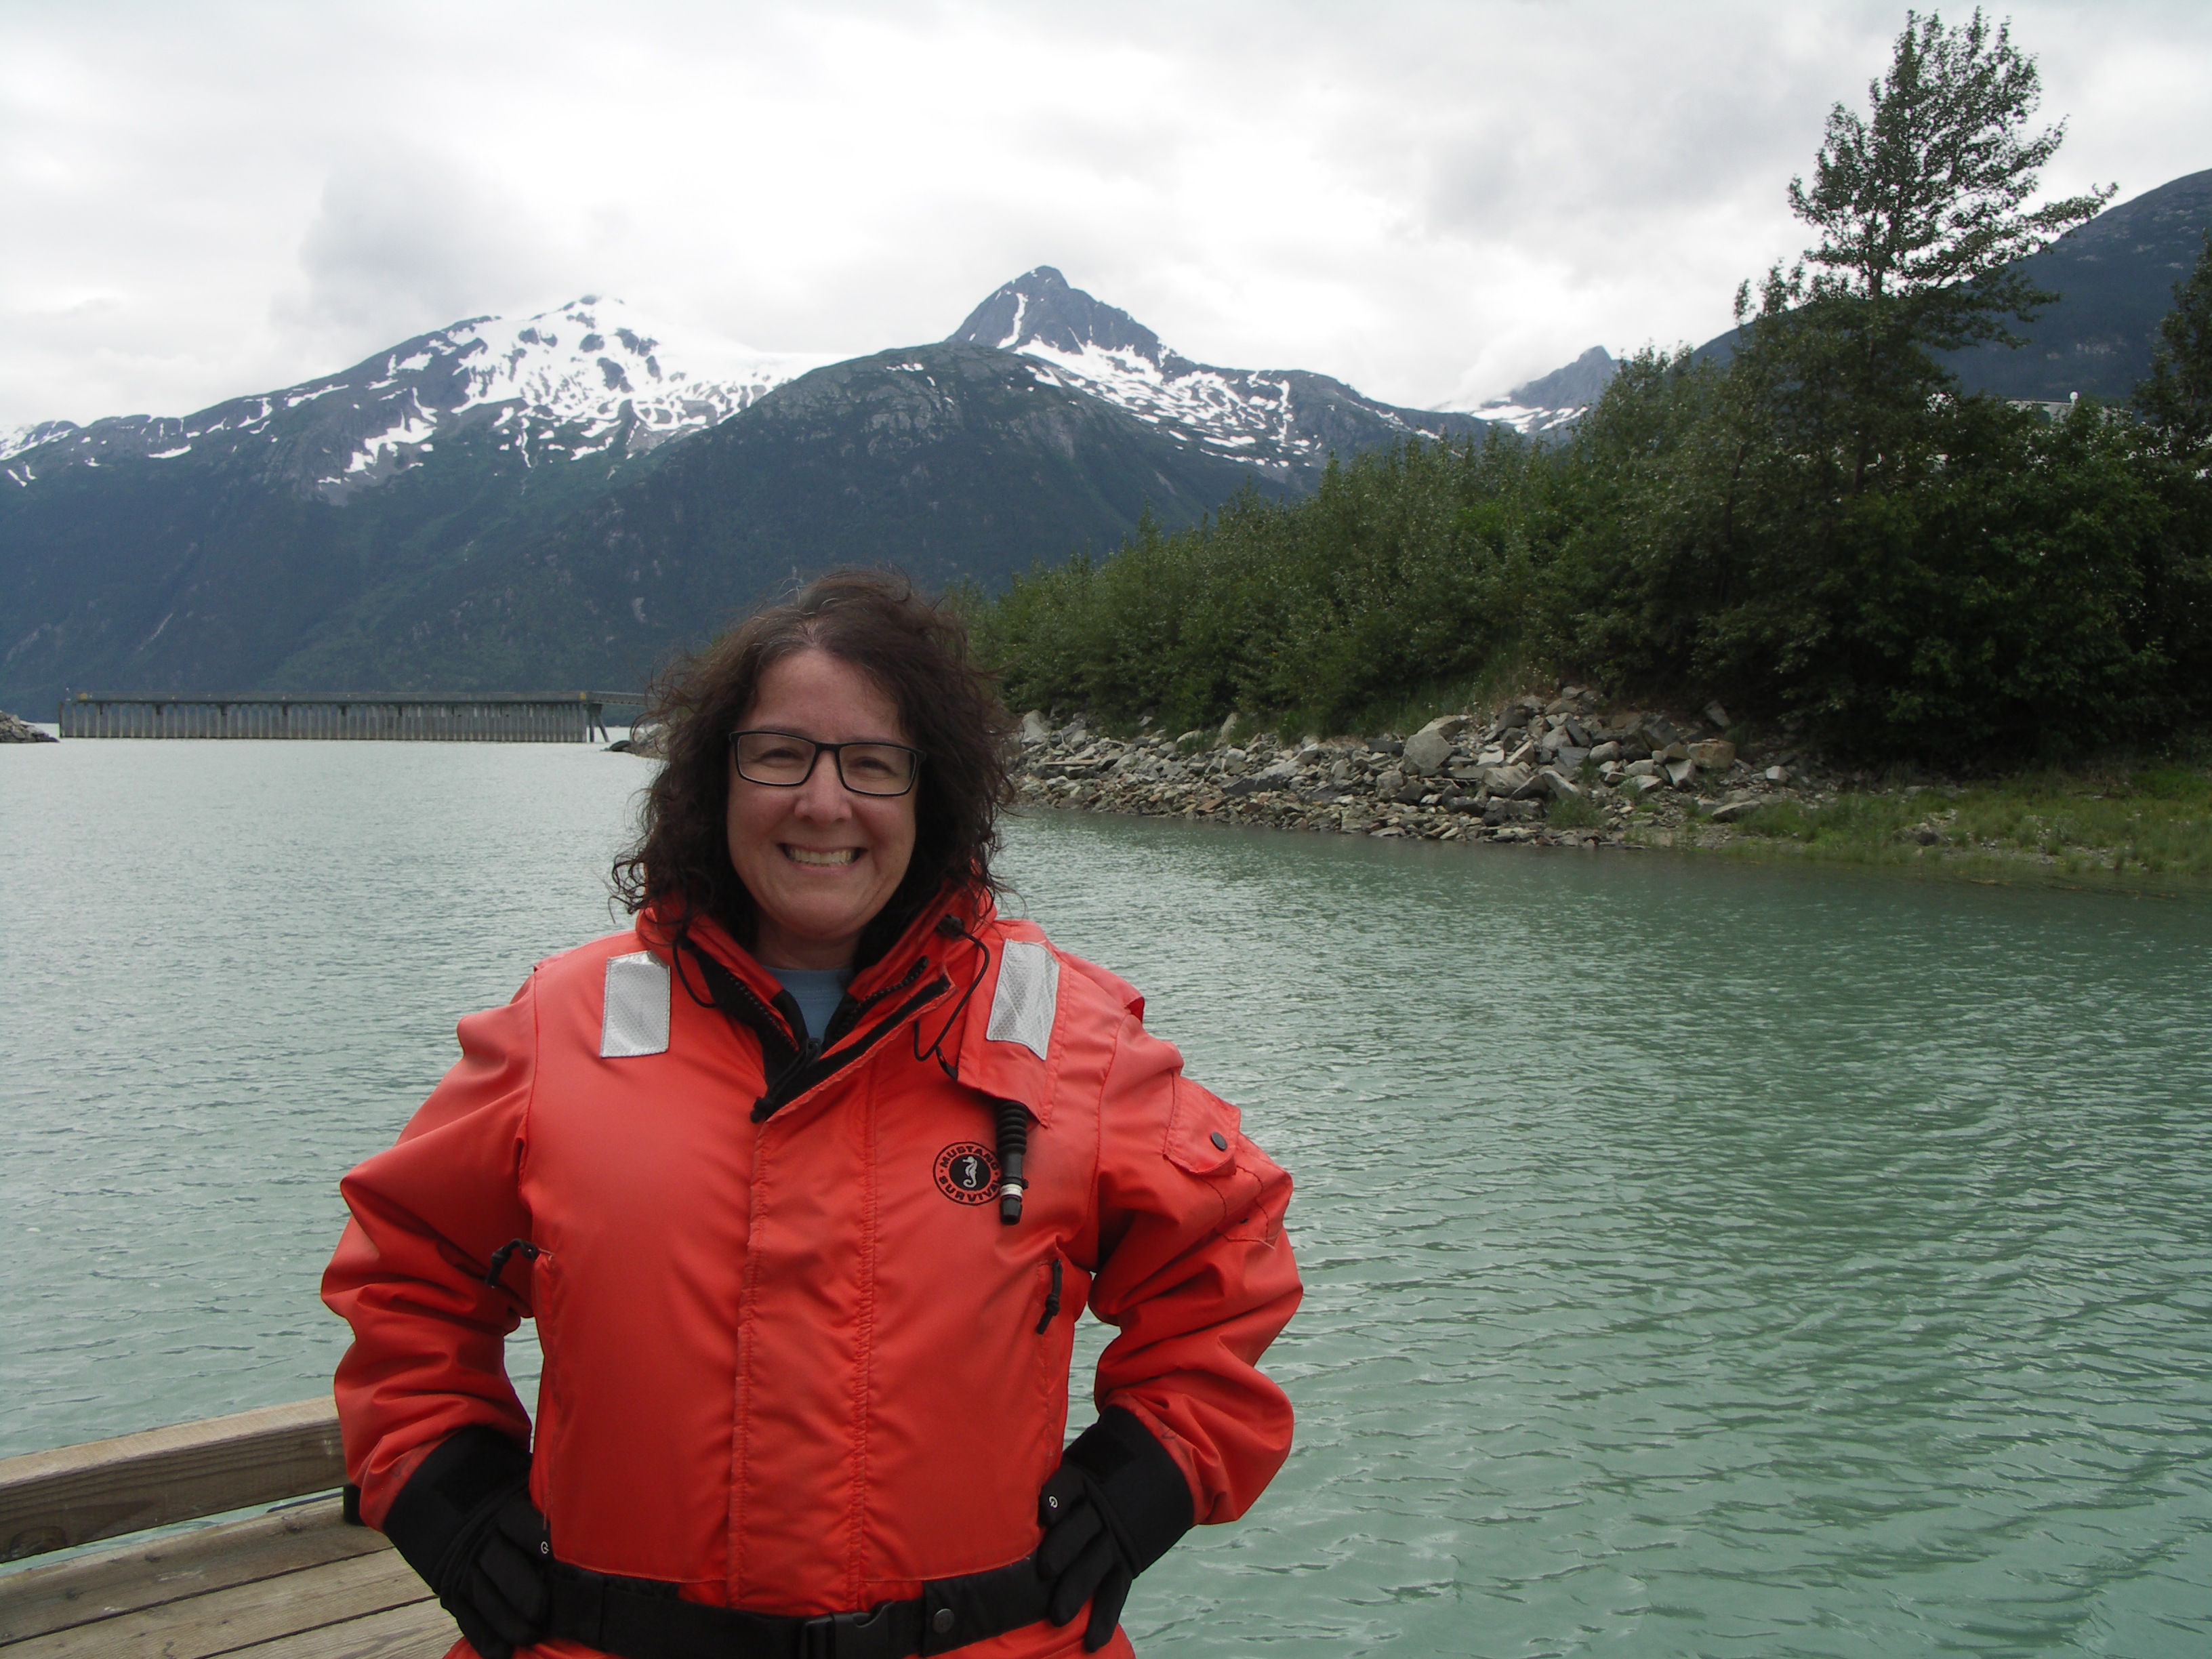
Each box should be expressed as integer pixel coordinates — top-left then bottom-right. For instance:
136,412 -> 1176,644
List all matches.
996,1099 -> 1028,1225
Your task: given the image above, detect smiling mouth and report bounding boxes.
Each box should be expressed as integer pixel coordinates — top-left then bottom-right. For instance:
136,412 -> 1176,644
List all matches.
782,846 -> 862,868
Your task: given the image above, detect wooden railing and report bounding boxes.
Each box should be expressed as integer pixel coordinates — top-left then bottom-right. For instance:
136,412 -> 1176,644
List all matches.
0,1399 -> 343,1563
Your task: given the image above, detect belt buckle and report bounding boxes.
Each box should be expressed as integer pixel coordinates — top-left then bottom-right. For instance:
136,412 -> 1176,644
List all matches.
799,1601 -> 895,1659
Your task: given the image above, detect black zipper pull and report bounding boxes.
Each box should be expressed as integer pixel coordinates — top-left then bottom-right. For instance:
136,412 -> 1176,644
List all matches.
1035,1257 -> 1063,1334
483,1239 -> 541,1288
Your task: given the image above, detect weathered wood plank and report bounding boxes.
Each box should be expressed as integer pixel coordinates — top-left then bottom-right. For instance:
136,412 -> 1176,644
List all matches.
0,1399 -> 343,1561
225,1599 -> 459,1659
1,1546 -> 436,1659
0,1498 -> 386,1643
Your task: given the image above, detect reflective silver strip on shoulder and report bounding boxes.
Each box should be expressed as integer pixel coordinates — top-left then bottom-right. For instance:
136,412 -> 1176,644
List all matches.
986,939 -> 1059,1062
601,951 -> 670,1058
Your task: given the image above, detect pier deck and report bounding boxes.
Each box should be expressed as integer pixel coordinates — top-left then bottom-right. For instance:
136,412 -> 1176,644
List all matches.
0,1400 -> 457,1658
57,692 -> 644,744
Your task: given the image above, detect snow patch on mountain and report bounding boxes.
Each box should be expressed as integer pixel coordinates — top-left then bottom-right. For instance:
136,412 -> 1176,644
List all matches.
1456,346 -> 1618,436
2,298 -> 835,501
949,268 -> 1487,475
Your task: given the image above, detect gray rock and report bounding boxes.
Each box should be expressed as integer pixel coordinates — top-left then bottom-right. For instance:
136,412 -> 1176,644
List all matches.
1483,764 -> 1532,797
1377,768 -> 1408,800
1710,798 -> 1763,823
1,710 -> 60,743
1218,712 -> 1242,741
1627,773 -> 1666,796
1402,719 -> 1458,776
1176,730 -> 1206,748
1019,710 -> 1051,745
1555,747 -> 1591,771
1624,758 -> 1658,778
1665,758 -> 1698,787
1687,739 -> 1736,770
1704,701 -> 1732,731
1587,741 -> 1620,764
1539,768 -> 1582,800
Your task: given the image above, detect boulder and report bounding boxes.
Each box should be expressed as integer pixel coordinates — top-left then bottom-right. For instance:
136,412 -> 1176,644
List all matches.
1483,764 -> 1532,798
1665,758 -> 1698,787
1624,758 -> 1658,778
1,710 -> 58,743
1019,710 -> 1050,745
1688,739 -> 1737,771
1539,768 -> 1581,800
1587,741 -> 1621,764
1218,712 -> 1242,741
1704,701 -> 1732,731
1710,798 -> 1763,823
1376,768 -> 1408,800
1176,730 -> 1207,748
1627,773 -> 1666,796
1401,718 -> 1460,776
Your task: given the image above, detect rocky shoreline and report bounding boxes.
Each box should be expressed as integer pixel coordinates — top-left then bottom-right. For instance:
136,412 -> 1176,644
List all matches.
1010,687 -> 1843,848
1,710 -> 60,743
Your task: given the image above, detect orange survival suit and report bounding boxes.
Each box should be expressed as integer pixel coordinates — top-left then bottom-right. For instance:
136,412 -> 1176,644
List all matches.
322,886 -> 1302,1659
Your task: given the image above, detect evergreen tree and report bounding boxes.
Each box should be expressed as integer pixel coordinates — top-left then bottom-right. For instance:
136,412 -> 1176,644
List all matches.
1742,7 -> 2112,489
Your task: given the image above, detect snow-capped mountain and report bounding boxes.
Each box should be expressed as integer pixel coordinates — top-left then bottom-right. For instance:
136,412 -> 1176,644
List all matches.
1461,346 -> 1619,436
947,268 -> 1487,478
1,298 -> 834,501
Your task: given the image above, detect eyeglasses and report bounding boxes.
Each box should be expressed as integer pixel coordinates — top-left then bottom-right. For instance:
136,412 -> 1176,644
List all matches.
728,729 -> 925,797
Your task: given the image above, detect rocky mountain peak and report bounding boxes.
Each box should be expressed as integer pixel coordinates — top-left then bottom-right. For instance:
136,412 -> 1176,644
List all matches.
947,266 -> 1168,365
1507,346 -> 1618,409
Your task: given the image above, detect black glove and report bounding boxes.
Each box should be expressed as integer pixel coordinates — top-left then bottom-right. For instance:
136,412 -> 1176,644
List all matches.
1036,1408 -> 1194,1652
381,1427 -> 550,1659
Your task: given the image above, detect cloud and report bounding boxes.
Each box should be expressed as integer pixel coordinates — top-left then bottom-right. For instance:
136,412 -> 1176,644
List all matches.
1,0 -> 2208,427
278,148 -> 566,351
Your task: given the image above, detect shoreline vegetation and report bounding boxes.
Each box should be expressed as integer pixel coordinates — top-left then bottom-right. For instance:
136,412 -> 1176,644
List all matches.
970,14 -> 2212,903
1008,693 -> 2212,895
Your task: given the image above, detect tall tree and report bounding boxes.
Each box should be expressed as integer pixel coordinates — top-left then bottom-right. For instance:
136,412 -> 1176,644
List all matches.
1740,7 -> 2112,489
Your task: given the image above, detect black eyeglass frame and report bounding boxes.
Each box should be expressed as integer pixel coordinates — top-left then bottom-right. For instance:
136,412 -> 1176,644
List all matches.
726,729 -> 928,798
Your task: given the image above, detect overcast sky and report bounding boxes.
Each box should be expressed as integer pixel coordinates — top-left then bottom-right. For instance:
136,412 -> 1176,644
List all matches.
3,0 -> 2207,430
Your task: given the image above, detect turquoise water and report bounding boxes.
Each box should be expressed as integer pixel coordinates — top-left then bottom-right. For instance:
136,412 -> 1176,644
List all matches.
3,742 -> 2209,1654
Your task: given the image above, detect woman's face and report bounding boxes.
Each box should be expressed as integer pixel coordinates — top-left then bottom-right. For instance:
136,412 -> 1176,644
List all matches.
725,649 -> 919,972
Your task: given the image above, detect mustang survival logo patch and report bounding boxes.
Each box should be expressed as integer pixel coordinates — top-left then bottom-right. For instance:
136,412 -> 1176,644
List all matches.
935,1142 -> 1002,1205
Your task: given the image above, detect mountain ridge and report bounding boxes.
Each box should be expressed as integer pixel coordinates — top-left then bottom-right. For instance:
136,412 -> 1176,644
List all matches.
947,266 -> 1490,479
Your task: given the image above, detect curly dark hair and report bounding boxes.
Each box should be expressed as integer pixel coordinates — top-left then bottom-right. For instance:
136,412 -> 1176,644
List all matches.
613,571 -> 1014,962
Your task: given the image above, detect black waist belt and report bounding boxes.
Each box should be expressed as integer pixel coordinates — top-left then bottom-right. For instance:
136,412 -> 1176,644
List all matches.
546,1551 -> 1054,1659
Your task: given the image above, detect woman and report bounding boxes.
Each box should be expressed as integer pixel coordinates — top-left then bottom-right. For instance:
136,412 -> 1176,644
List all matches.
322,573 -> 1302,1659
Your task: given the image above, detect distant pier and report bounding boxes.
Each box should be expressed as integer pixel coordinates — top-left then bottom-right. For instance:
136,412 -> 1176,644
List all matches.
56,691 -> 646,743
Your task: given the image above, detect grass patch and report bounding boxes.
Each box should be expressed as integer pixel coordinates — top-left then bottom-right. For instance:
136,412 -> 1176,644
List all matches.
1690,763 -> 2212,888
1547,790 -> 1605,830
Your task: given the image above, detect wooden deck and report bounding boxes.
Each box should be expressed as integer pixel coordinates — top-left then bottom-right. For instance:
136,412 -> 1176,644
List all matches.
0,1401 -> 459,1658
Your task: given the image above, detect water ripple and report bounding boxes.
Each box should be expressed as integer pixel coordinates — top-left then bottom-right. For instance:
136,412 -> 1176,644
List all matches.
4,754 -> 2208,1653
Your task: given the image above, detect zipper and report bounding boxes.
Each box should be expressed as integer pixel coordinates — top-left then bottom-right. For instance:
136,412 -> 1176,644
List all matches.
681,941 -> 951,1123
753,975 -> 950,1120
